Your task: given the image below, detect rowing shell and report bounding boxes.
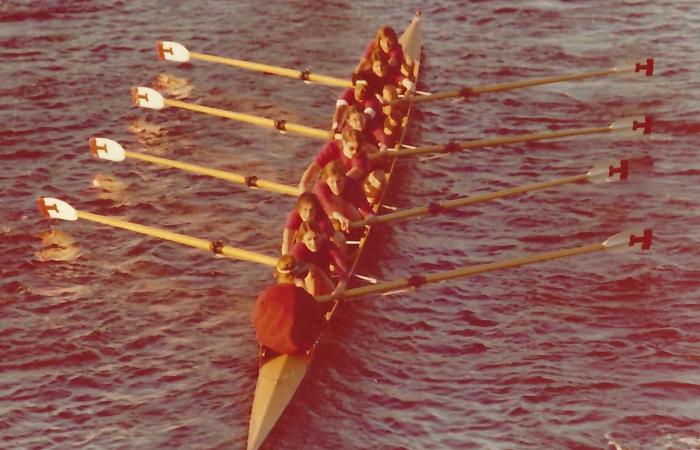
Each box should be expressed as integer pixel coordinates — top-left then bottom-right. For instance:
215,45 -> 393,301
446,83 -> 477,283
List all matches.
246,13 -> 423,450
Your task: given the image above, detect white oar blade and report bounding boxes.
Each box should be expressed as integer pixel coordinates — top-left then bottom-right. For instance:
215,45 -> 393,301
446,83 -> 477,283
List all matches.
131,86 -> 165,110
157,41 -> 190,62
89,137 -> 125,162
609,115 -> 652,135
587,159 -> 629,184
37,197 -> 78,221
603,228 -> 653,253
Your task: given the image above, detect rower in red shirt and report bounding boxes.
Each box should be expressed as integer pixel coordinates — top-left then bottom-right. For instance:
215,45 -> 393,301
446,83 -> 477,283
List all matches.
331,78 -> 381,135
355,26 -> 405,81
359,48 -> 415,99
281,192 -> 340,255
298,127 -> 369,192
313,160 -> 376,232
371,106 -> 403,152
251,255 -> 324,355
290,221 -> 349,297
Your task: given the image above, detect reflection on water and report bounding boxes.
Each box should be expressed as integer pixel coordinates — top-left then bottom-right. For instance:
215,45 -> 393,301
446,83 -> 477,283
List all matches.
35,228 -> 81,262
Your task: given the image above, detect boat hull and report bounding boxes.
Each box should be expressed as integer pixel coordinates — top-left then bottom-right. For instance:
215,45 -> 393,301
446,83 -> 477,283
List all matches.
247,13 -> 423,450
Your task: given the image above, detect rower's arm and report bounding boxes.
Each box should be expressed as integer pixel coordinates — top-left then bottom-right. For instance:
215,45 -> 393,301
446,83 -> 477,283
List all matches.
299,161 -> 321,192
281,228 -> 293,255
346,166 -> 365,181
332,104 -> 348,132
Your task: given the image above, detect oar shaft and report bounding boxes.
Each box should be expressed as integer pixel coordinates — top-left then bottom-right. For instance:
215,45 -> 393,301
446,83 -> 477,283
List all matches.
123,150 -> 300,196
317,242 -> 604,302
75,211 -> 277,267
472,68 -> 624,95
189,51 -> 352,88
163,99 -> 328,140
404,67 -> 631,105
391,125 -> 612,157
364,173 -> 588,225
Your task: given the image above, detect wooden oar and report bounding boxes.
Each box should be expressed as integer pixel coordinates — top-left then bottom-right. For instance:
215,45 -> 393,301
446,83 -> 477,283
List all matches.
131,87 -> 328,140
316,228 -> 653,303
378,116 -> 652,159
350,159 -> 629,228
89,137 -> 300,197
157,41 -> 352,89
393,58 -> 654,105
36,197 -> 278,267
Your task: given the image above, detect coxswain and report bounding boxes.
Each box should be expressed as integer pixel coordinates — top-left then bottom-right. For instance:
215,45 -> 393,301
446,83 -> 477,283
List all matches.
290,221 -> 349,297
355,26 -> 405,81
331,78 -> 381,135
281,192 -> 343,255
298,127 -> 369,192
251,255 -> 324,355
313,160 -> 376,232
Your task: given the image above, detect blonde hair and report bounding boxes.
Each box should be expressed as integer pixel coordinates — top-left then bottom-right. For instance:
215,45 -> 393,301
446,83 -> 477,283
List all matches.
321,160 -> 346,181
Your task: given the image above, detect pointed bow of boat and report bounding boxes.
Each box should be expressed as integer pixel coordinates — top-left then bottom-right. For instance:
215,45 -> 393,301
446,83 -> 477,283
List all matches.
247,353 -> 312,450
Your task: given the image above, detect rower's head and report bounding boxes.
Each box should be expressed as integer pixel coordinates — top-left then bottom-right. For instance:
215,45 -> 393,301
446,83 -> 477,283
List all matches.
297,221 -> 323,253
382,84 -> 398,103
353,78 -> 369,101
369,48 -> 389,78
376,26 -> 399,53
296,192 -> 322,222
364,170 -> 386,203
321,160 -> 346,196
341,127 -> 362,158
344,105 -> 366,131
275,254 -> 306,282
385,108 -> 402,129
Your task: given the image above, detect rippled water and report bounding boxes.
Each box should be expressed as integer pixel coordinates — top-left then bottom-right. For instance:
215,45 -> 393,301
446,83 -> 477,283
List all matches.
2,1 -> 699,449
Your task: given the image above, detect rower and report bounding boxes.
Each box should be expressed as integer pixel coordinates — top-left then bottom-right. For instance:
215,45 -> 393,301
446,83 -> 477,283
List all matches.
298,127 -> 369,192
281,192 -> 346,256
355,48 -> 391,98
251,255 -> 324,355
290,221 -> 349,297
355,26 -> 405,81
361,48 -> 415,99
313,160 -> 376,233
331,78 -> 381,135
370,106 -> 403,152
340,105 -> 380,153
